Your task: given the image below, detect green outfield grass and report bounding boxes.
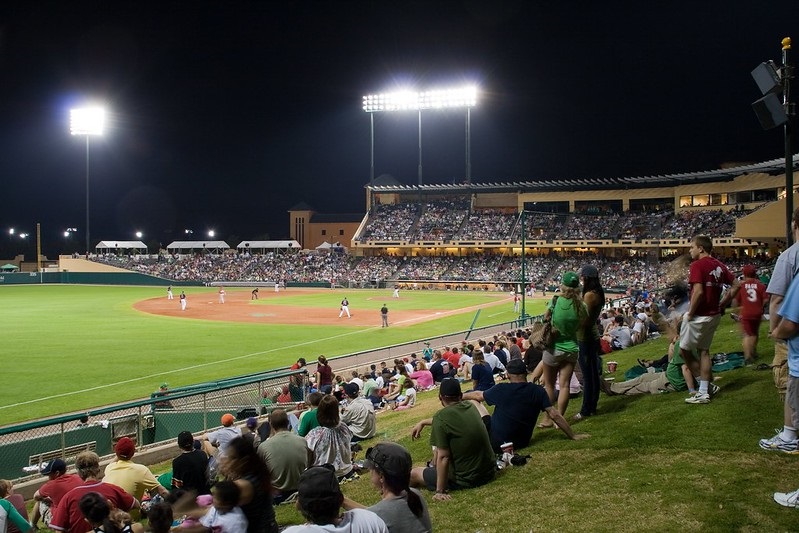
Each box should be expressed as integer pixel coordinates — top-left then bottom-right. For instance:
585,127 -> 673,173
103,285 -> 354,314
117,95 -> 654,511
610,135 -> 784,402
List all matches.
1,285 -> 545,426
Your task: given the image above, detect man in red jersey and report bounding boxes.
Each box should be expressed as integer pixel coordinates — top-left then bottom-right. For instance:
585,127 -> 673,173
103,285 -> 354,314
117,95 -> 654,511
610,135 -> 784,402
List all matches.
680,235 -> 734,404
721,265 -> 769,364
49,451 -> 137,533
30,459 -> 82,529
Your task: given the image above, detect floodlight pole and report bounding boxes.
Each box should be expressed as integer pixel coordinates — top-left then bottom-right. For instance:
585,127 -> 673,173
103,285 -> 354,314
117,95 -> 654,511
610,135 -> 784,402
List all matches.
783,37 -> 794,246
417,110 -> 423,185
369,112 -> 375,209
465,107 -> 472,184
520,210 -> 528,323
84,135 -> 91,256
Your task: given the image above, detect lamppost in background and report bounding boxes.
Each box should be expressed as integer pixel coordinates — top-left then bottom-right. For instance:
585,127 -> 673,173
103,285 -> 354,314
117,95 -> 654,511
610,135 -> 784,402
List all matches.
362,85 -> 478,193
70,106 -> 106,257
63,227 -> 78,254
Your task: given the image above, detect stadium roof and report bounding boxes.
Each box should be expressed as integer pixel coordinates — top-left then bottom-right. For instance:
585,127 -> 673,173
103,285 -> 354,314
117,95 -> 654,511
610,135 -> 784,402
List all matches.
96,240 -> 148,250
366,155 -> 799,194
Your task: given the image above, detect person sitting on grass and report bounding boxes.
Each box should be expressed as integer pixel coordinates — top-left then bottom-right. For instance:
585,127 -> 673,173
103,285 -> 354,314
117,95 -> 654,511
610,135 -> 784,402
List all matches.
77,491 -> 143,533
409,378 -> 496,501
305,395 -> 356,481
342,442 -> 432,533
341,383 -> 376,441
180,481 -> 248,533
468,350 -> 495,392
391,379 -> 418,411
463,358 -> 589,452
409,360 -> 434,391
297,392 -> 323,437
282,465 -> 388,533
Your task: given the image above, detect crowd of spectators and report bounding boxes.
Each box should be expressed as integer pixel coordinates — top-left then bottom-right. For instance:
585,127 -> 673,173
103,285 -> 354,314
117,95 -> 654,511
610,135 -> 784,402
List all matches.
95,250 -> 770,291
356,202 -> 750,243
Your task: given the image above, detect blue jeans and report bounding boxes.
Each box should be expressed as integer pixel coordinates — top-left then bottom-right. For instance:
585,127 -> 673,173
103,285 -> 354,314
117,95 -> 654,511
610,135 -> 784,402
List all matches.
578,338 -> 601,416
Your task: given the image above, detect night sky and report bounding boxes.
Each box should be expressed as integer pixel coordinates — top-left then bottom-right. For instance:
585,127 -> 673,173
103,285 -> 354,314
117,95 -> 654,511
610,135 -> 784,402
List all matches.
1,1 -> 798,257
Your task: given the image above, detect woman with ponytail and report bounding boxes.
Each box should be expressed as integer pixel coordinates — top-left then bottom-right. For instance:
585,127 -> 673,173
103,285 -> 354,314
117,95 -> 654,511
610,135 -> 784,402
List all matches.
343,442 -> 431,532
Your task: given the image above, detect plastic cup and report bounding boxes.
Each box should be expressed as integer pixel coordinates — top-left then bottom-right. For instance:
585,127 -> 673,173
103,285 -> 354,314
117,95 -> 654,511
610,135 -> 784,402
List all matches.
607,361 -> 618,373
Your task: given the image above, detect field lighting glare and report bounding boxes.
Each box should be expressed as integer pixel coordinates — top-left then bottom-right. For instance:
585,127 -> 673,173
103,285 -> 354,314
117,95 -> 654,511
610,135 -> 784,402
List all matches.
8,228 -> 14,235
362,85 -> 477,112
135,231 -> 143,239
70,107 -> 105,136
70,105 -> 106,257
208,230 -> 215,238
362,84 -> 478,186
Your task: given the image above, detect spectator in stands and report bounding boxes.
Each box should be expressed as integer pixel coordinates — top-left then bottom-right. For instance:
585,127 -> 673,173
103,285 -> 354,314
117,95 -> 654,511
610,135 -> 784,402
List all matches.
257,409 -> 309,505
282,466 -> 388,532
575,264 -> 605,421
341,383 -> 376,442
172,431 -> 211,495
297,392 -> 323,437
315,356 -> 334,394
604,315 -> 632,350
203,413 -> 242,475
103,437 -> 170,502
428,351 -> 448,383
631,312 -> 649,346
539,272 -> 586,428
342,442 -> 432,532
217,437 -> 279,533
390,380 -> 418,412
50,451 -> 138,533
409,360 -> 434,390
463,359 -> 589,452
720,265 -> 769,364
469,351 -> 495,392
31,459 -> 82,530
409,379 -> 496,500
77,491 -> 143,533
0,479 -> 30,533
305,395 -> 356,480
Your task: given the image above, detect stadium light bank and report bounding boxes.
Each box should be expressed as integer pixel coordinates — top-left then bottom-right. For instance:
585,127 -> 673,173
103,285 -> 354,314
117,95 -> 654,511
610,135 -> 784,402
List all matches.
70,106 -> 106,257
362,85 -> 478,187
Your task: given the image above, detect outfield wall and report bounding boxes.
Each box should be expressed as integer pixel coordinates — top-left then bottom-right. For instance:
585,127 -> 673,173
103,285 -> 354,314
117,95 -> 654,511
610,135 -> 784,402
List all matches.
0,271 -> 196,286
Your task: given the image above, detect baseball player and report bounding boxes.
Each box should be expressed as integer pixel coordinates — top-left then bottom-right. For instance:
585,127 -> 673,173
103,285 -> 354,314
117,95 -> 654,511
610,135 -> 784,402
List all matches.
180,291 -> 187,311
167,286 -> 173,300
218,286 -> 226,304
339,297 -> 351,318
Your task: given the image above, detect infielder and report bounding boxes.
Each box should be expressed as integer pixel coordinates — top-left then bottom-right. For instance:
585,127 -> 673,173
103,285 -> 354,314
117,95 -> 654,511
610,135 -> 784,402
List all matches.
339,297 -> 351,318
218,286 -> 226,304
180,291 -> 187,311
167,286 -> 173,300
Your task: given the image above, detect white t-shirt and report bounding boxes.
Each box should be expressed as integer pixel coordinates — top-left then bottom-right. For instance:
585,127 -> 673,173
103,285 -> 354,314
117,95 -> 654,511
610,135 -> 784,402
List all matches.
200,506 -> 248,533
282,508 -> 388,532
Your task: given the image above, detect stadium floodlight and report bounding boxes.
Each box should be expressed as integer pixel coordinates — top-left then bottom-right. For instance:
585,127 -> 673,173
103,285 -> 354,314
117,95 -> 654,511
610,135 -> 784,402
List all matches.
362,84 -> 478,186
70,106 -> 106,257
135,231 -> 143,239
8,228 -> 14,235
208,229 -> 215,238
18,233 -> 28,239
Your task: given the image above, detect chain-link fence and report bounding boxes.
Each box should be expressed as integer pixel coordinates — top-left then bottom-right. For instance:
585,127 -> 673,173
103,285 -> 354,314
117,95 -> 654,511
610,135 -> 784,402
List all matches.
0,368 -> 308,484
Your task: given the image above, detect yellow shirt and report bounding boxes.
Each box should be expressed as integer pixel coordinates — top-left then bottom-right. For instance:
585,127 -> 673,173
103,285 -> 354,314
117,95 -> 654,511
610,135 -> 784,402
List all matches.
103,459 -> 161,500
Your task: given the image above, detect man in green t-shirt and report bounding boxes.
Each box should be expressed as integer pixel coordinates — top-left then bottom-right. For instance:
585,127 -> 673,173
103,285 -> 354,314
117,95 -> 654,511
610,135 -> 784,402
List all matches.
409,378 -> 495,501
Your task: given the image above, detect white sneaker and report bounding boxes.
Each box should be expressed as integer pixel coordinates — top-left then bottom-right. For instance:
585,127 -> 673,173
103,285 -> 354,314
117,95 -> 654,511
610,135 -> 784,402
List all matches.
685,392 -> 710,404
773,488 -> 799,508
759,430 -> 799,453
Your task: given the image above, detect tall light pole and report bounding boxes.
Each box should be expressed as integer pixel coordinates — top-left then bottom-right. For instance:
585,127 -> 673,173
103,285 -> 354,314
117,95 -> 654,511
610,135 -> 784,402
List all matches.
70,106 -> 105,256
362,85 -> 478,187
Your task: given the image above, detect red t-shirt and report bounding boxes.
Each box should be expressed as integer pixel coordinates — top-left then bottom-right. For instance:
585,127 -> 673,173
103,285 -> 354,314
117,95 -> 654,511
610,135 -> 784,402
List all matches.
736,279 -> 767,319
688,256 -> 734,316
316,364 -> 333,386
39,473 -> 83,508
50,480 -> 136,533
447,353 -> 462,368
